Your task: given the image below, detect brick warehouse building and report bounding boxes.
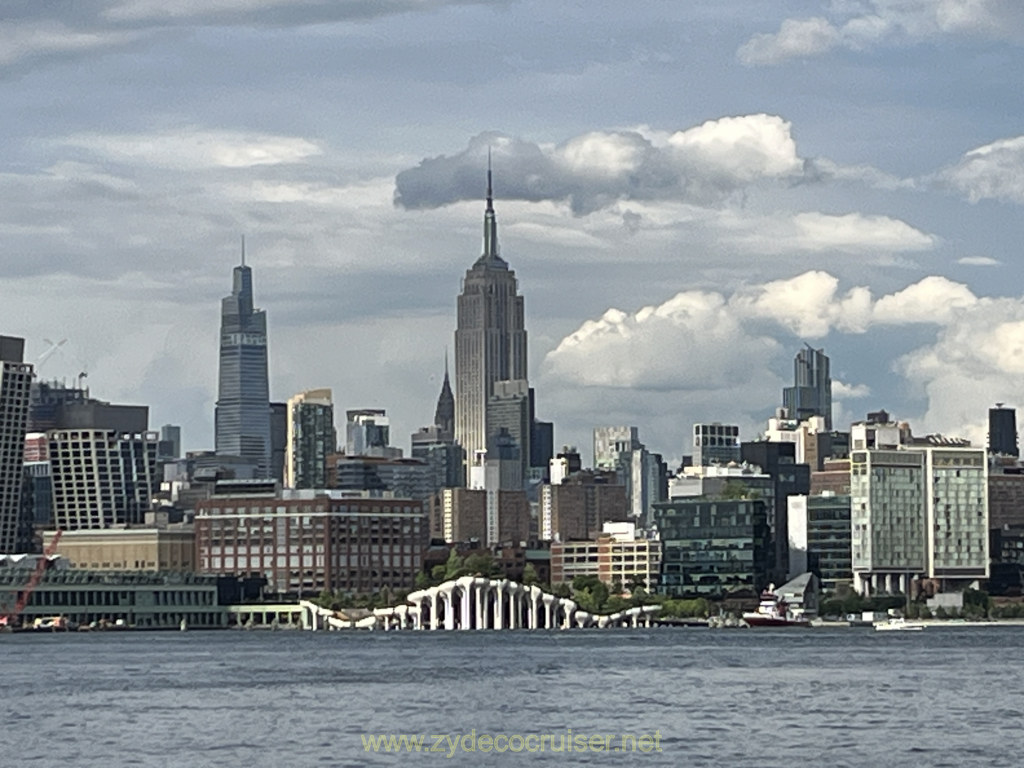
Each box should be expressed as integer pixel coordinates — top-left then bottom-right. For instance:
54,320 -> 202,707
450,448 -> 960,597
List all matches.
195,493 -> 427,598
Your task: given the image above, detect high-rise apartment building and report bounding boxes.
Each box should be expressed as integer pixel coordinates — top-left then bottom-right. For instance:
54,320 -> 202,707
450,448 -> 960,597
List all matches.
783,345 -> 832,430
454,168 -> 528,476
215,246 -> 272,476
0,336 -> 32,552
49,428 -> 159,530
285,389 -> 336,489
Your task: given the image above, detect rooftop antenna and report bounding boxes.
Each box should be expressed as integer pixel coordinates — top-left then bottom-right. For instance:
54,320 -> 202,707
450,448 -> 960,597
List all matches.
486,146 -> 493,213
241,234 -> 246,267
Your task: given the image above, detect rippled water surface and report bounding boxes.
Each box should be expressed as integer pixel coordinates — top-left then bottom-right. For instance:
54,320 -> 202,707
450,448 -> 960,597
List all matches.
2,627 -> 1023,767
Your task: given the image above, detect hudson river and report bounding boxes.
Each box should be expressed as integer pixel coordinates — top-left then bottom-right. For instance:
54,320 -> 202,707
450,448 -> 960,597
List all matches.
3,627 -> 1022,767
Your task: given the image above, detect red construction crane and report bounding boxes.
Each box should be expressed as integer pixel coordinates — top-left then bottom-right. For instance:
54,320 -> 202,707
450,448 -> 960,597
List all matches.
0,530 -> 62,629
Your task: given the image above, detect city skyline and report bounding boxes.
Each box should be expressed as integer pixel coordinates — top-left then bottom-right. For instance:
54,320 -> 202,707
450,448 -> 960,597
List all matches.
3,2 -> 1024,460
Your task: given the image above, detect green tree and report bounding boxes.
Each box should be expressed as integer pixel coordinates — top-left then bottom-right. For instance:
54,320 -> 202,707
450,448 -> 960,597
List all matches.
463,551 -> 499,578
522,563 -> 540,586
572,575 -> 610,613
720,480 -> 750,500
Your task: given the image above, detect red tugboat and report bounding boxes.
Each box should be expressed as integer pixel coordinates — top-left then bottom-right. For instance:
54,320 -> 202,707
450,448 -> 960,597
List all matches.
742,584 -> 811,627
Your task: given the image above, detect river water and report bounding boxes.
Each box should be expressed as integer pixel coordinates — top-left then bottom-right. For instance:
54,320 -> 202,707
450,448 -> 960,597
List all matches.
2,627 -> 1022,767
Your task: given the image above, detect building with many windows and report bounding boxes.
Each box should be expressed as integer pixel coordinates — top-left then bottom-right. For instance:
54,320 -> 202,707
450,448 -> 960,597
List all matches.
539,471 -> 629,542
653,498 -> 771,598
0,336 -> 32,553
851,444 -> 988,595
326,454 -> 434,500
432,486 -> 530,545
924,446 -> 988,583
49,428 -> 159,530
550,522 -> 661,592
195,492 -> 427,597
285,389 -> 336,489
850,448 -> 925,595
692,423 -> 740,467
454,168 -> 528,478
787,493 -> 852,590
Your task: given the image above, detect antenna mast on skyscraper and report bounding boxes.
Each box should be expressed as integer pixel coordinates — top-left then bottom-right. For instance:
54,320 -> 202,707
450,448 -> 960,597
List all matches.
241,234 -> 246,266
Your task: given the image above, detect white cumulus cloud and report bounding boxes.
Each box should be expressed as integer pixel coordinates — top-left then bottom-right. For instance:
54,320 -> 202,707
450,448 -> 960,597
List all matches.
940,135 -> 1024,204
738,0 -> 1024,66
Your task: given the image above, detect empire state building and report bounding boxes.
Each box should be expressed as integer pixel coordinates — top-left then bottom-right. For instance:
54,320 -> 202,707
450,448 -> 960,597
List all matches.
454,168 -> 528,473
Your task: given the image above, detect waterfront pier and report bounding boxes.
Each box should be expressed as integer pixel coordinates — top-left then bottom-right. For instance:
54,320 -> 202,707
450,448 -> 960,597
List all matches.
296,577 -> 660,631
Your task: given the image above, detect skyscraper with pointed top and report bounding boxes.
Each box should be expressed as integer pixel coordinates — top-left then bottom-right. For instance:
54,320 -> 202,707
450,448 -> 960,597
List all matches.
215,238 -> 272,476
454,162 -> 528,479
434,352 -> 455,439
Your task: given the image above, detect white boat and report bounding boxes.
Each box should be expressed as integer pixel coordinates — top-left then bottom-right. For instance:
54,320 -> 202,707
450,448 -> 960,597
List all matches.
741,588 -> 810,628
874,617 -> 925,632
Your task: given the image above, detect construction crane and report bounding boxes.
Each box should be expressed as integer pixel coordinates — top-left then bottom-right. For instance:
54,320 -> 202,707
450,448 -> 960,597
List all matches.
34,338 -> 68,376
0,530 -> 62,629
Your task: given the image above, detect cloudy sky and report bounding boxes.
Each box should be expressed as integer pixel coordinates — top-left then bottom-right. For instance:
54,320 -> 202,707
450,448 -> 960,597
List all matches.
4,0 -> 1024,464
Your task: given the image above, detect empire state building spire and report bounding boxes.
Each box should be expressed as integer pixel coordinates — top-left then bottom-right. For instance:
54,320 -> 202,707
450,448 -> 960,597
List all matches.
478,149 -> 505,267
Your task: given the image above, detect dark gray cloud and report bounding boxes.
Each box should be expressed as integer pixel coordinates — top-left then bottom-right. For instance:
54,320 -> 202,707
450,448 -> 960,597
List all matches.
394,115 -> 818,215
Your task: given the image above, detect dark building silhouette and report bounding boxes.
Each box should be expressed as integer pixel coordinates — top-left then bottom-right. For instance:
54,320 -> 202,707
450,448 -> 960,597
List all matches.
434,355 -> 455,440
741,440 -> 811,583
989,404 -> 1018,457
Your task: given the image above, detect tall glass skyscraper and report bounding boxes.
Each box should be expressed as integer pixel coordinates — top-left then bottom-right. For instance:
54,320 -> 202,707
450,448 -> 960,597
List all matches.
454,167 -> 528,474
215,246 -> 271,476
783,344 -> 832,430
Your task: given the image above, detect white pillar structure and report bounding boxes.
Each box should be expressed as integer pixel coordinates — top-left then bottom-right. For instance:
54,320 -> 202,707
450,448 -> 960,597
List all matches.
528,589 -> 541,630
442,587 -> 455,630
492,584 -> 503,630
430,590 -> 440,631
475,584 -> 487,629
460,586 -> 471,630
541,594 -> 555,629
